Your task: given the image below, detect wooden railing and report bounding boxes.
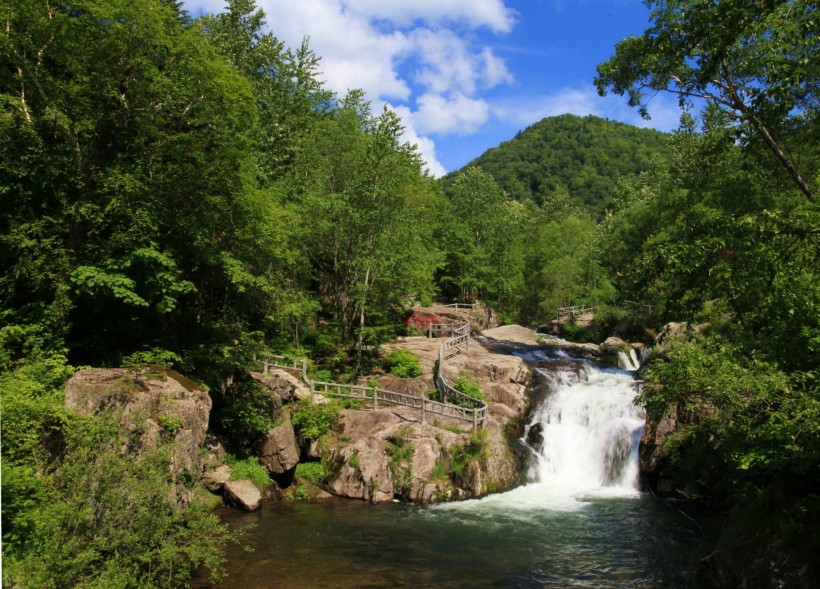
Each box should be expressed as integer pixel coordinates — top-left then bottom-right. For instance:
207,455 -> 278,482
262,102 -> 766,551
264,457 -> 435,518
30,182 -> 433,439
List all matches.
435,322 -> 487,429
261,321 -> 487,430
441,302 -> 479,311
556,304 -> 595,319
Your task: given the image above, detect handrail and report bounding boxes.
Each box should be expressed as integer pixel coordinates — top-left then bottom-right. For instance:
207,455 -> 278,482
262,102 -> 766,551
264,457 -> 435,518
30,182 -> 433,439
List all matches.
556,304 -> 595,319
434,321 -> 487,430
259,321 -> 487,430
440,302 -> 479,311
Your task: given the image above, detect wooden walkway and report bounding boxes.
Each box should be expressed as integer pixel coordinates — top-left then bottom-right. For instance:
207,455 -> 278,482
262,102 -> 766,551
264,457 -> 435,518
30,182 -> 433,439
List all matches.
262,320 -> 487,430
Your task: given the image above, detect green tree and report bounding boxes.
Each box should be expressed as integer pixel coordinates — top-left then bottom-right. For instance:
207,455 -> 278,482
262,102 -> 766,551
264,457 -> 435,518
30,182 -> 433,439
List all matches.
595,0 -> 818,201
0,0 -> 292,380
292,92 -> 439,364
440,167 -> 525,315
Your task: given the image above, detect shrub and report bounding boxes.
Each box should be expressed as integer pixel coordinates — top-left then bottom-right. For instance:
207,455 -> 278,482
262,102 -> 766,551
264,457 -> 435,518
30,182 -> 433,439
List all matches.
451,372 -> 484,402
2,362 -> 234,589
225,454 -> 271,487
385,350 -> 423,378
291,400 -> 339,441
295,462 -> 326,485
449,429 -> 489,479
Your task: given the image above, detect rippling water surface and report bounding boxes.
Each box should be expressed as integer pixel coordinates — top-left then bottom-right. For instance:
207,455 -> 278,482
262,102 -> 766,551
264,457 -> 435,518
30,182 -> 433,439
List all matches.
198,496 -> 715,588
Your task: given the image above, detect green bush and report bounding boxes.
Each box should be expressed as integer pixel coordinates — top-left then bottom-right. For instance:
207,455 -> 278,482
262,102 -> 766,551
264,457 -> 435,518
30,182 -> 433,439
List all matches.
295,462 -> 326,485
451,372 -> 485,402
449,429 -> 489,479
2,357 -> 234,587
385,350 -> 423,378
225,454 -> 271,487
291,400 -> 339,441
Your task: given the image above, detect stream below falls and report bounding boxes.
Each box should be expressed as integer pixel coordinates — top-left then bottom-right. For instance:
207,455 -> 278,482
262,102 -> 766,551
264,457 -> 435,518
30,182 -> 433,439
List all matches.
196,341 -> 719,588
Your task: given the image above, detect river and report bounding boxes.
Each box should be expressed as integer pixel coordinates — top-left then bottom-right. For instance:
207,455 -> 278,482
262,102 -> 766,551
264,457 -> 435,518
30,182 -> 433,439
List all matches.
196,341 -> 718,588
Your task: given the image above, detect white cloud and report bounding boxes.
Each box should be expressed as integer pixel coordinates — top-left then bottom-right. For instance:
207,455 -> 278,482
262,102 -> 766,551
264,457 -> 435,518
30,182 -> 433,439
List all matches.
415,93 -> 491,135
183,0 -> 517,175
410,29 -> 512,96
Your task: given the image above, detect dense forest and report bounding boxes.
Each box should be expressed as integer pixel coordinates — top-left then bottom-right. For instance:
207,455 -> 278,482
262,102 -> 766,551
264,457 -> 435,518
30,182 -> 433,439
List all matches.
2,0 -> 818,586
450,114 -> 670,217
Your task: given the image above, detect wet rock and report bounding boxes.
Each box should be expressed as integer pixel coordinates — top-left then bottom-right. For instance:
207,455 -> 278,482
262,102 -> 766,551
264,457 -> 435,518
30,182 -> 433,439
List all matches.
526,422 -> 544,453
223,480 -> 262,511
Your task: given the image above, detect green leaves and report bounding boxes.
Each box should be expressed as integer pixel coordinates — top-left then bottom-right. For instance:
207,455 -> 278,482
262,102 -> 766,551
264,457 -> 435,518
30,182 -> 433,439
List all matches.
596,0 -> 818,200
384,350 -> 423,378
641,331 -> 819,496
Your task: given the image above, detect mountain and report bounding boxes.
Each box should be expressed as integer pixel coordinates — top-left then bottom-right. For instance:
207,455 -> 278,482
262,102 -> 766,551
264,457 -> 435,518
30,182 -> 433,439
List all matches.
450,114 -> 671,217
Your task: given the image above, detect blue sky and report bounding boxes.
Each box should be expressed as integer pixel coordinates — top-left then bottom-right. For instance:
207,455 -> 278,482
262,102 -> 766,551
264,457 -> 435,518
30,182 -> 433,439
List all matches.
183,0 -> 684,176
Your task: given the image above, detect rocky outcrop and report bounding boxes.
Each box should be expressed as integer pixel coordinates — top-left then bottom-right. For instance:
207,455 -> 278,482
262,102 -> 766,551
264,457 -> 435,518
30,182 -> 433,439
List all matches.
258,417 -> 300,475
411,303 -> 499,333
250,368 -> 312,405
223,480 -> 262,511
323,410 -> 475,503
64,366 -> 211,475
537,312 -> 594,336
202,465 -> 232,493
326,333 -> 532,502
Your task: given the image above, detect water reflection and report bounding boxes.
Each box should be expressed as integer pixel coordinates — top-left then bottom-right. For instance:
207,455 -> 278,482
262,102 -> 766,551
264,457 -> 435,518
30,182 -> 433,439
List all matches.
195,496 -> 715,589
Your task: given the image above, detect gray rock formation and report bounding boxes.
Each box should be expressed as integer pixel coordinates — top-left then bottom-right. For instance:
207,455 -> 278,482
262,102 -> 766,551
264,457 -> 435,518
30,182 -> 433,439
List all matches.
322,334 -> 532,502
202,465 -> 232,493
258,417 -> 300,475
64,367 -> 211,475
223,480 -> 262,511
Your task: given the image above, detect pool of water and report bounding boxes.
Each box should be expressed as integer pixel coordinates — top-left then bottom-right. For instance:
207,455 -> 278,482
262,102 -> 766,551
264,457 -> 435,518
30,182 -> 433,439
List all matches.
196,494 -> 716,589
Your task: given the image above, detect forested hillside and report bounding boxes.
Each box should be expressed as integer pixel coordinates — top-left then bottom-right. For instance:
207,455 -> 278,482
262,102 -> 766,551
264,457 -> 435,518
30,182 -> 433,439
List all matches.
451,114 -> 670,216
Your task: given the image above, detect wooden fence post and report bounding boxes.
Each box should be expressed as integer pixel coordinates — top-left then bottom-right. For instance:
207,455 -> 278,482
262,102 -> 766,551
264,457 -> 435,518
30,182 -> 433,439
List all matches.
472,409 -> 477,431
373,388 -> 379,410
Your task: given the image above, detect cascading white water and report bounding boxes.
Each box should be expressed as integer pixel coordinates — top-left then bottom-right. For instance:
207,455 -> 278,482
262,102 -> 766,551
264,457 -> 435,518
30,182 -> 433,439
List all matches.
438,357 -> 645,513
528,365 -> 645,493
617,348 -> 640,370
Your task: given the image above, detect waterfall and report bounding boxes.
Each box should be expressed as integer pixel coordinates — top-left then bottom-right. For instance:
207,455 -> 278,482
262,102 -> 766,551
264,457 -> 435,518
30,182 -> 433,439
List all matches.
527,365 -> 645,494
438,353 -> 645,513
617,348 -> 640,370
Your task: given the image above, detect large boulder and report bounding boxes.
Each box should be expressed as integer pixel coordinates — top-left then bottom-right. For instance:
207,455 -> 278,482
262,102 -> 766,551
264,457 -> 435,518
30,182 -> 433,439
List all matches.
323,410 -> 467,503
64,367 -> 211,475
250,368 -> 310,404
223,480 -> 262,511
258,418 -> 300,475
